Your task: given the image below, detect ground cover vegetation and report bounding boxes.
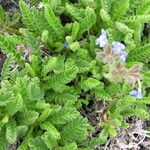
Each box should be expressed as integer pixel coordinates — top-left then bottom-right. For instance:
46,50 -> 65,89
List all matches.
0,0 -> 150,149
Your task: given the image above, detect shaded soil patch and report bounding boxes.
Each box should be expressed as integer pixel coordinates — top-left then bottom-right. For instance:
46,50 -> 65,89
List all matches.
0,51 -> 6,73
80,100 -> 108,126
7,138 -> 22,150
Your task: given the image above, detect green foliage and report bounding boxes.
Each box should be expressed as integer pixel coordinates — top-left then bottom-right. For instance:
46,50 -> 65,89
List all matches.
41,122 -> 60,139
49,107 -> 80,124
4,34 -> 24,45
19,0 -> 36,31
136,0 -> 150,15
0,131 -> 9,150
78,7 -> 96,37
6,120 -> 17,144
21,30 -> 42,59
28,137 -> 48,150
0,36 -> 16,54
65,4 -> 85,21
71,21 -> 80,40
60,117 -> 90,144
1,53 -> 15,80
6,94 -> 23,116
127,44 -> 150,63
0,36 -> 23,65
49,91 -> 79,106
27,78 -> 44,101
19,110 -> 39,126
112,0 -> 129,20
0,0 -> 150,149
0,5 -> 21,34
42,55 -> 65,76
45,4 -> 64,39
81,77 -> 101,91
57,142 -> 78,150
0,5 -> 5,26
45,67 -> 78,92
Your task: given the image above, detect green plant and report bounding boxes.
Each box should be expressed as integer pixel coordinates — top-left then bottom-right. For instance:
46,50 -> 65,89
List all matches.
0,4 -> 21,34
0,0 -> 150,149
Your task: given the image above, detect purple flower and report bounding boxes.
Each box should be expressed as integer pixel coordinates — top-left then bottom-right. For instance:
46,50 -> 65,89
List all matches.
112,41 -> 125,54
130,90 -> 142,99
112,42 -> 128,62
119,51 -> 128,62
96,29 -> 108,47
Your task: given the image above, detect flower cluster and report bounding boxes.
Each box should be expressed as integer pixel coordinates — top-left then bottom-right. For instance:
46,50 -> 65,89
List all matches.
96,29 -> 143,99
96,29 -> 128,62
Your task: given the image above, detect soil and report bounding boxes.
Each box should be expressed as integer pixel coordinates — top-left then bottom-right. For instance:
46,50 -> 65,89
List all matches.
0,0 -> 19,12
7,139 -> 22,150
0,52 -> 6,73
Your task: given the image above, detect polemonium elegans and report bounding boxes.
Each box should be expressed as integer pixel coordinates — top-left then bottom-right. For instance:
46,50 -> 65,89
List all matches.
112,41 -> 125,54
96,29 -> 108,47
64,41 -> 68,48
112,42 -> 128,62
119,51 -> 128,62
129,90 -> 142,98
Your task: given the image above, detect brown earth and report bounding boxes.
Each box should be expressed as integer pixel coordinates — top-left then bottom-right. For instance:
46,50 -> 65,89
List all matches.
0,51 -> 6,72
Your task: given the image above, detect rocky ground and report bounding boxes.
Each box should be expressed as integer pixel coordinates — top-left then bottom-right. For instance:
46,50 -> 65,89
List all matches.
0,0 -> 19,12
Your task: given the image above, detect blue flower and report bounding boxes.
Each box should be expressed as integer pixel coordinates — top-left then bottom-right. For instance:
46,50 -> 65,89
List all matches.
112,41 -> 125,54
96,29 -> 108,47
129,90 -> 142,98
112,42 -> 128,62
64,41 -> 68,48
119,51 -> 128,62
